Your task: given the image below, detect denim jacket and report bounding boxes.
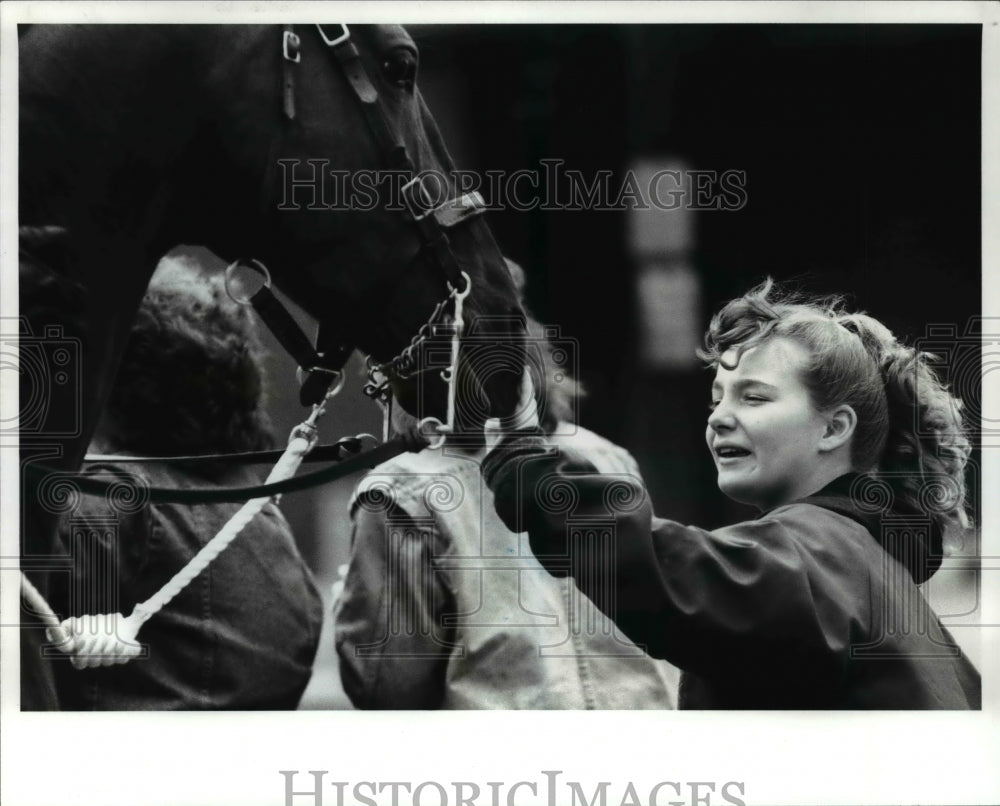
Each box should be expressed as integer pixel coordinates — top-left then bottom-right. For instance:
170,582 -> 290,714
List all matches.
51,461 -> 324,710
334,425 -> 679,709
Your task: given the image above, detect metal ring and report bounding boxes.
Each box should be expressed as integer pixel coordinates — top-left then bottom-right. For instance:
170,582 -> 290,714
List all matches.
323,369 -> 347,399
353,433 -> 380,447
448,271 -> 472,298
416,417 -> 447,449
224,258 -> 272,305
297,366 -> 347,399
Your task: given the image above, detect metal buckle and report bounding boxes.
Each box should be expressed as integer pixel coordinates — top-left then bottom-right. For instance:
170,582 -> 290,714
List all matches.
401,175 -> 444,222
316,24 -> 350,48
283,30 -> 301,63
416,417 -> 448,450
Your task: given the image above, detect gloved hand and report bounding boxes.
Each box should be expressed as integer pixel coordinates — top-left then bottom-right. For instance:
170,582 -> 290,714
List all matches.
483,432 -> 667,659
483,367 -> 540,451
482,366 -> 655,584
483,426 -> 620,577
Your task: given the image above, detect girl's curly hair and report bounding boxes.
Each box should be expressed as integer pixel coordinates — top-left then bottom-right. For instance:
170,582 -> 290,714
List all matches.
101,258 -> 275,457
699,279 -> 971,579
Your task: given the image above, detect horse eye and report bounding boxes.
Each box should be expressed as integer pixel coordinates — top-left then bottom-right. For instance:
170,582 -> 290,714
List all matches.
382,48 -> 417,90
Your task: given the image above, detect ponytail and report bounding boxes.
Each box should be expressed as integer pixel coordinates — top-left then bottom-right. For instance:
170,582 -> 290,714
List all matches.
870,337 -> 972,536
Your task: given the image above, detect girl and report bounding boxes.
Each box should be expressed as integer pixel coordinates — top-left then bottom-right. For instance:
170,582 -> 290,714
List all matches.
483,280 -> 980,708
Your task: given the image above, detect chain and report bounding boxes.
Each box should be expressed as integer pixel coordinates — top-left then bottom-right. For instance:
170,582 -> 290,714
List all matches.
363,274 -> 468,402
363,273 -> 471,447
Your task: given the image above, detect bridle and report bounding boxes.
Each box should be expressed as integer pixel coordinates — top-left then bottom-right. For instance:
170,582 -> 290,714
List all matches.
239,23 -> 490,425
26,23 -> 497,503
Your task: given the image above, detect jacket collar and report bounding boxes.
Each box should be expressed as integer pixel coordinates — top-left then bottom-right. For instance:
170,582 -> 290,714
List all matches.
787,472 -> 943,584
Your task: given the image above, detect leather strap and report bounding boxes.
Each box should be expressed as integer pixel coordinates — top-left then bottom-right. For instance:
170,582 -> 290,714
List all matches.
430,191 -> 487,229
318,25 -> 466,287
27,435 -> 420,504
83,435 -> 371,466
299,325 -> 353,406
282,25 -> 300,120
248,284 -> 327,373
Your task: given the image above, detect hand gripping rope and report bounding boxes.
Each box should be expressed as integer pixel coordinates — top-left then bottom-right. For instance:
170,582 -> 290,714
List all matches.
22,398 -> 333,670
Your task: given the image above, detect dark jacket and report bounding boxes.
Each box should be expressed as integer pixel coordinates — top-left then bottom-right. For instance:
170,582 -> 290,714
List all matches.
484,435 -> 981,709
50,462 -> 323,710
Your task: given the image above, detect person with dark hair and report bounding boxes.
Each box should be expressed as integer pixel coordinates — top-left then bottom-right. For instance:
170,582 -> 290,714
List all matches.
483,279 -> 980,709
50,258 -> 323,710
334,262 -> 678,709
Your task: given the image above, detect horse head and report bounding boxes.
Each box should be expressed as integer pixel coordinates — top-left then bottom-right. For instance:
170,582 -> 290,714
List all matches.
20,23 -> 526,439
178,24 -> 528,426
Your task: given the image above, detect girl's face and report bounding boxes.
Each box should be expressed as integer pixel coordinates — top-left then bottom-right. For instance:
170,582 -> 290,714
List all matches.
705,336 -> 833,510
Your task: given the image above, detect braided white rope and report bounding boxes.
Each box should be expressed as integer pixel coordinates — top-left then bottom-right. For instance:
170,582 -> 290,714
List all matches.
21,572 -> 72,648
23,571 -> 139,668
34,412 -> 322,670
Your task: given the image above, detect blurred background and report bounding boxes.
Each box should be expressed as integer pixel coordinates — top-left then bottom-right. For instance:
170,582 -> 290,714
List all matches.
173,24 -> 982,706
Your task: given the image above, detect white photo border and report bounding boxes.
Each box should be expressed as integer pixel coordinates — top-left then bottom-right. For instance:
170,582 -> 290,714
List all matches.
2,3 -> 998,806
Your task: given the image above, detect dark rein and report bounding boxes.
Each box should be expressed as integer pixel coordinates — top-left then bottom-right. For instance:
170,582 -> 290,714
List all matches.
56,435 -> 421,505
23,24 -> 489,506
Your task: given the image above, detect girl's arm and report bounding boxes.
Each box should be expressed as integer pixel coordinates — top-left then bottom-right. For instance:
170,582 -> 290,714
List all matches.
483,434 -> 869,688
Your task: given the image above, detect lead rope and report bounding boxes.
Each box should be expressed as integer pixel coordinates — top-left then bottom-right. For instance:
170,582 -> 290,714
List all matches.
28,398 -> 331,670
20,572 -> 73,649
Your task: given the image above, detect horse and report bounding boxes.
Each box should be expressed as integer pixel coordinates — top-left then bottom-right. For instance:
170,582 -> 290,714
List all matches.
17,23 -> 525,709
